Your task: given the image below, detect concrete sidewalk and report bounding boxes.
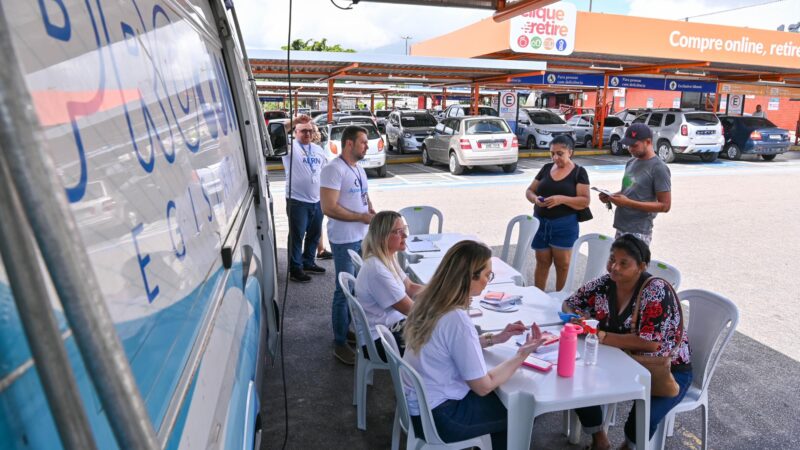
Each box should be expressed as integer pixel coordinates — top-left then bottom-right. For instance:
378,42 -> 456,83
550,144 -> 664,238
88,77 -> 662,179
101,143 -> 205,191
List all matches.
259,248 -> 800,450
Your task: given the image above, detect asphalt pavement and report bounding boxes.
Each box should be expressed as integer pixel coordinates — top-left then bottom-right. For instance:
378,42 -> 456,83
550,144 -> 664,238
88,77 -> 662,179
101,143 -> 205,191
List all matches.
261,151 -> 800,450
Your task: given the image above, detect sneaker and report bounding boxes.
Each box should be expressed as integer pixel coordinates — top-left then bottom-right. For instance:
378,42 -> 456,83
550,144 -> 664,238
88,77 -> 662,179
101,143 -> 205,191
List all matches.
317,250 -> 333,260
289,269 -> 311,283
346,330 -> 357,345
334,343 -> 355,365
303,264 -> 326,274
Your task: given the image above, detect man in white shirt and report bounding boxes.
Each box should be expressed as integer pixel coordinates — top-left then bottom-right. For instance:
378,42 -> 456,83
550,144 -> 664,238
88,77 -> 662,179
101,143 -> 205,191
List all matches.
320,125 -> 375,364
752,104 -> 766,118
284,119 -> 328,283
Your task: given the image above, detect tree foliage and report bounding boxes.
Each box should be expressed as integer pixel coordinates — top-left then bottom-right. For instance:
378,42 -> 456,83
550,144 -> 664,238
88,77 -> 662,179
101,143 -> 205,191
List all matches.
281,38 -> 355,52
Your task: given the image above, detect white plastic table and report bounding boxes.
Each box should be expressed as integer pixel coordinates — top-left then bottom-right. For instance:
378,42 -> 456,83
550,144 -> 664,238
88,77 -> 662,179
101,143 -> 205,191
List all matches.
470,285 -> 562,332
402,233 -> 479,262
407,256 -> 524,286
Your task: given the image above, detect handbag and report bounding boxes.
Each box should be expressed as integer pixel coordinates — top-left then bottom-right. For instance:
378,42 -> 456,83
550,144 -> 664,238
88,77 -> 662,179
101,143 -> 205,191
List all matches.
628,277 -> 684,398
573,164 -> 593,223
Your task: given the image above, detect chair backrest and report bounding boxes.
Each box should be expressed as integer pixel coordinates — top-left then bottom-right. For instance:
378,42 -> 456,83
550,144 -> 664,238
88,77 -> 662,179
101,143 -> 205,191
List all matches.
377,325 -> 447,445
562,233 -> 614,293
347,249 -> 363,272
500,215 -> 540,274
338,272 -> 384,363
677,289 -> 739,394
647,259 -> 681,290
399,206 -> 443,235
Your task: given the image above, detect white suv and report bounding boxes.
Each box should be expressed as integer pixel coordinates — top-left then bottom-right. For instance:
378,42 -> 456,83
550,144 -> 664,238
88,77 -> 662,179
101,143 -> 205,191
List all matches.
628,109 -> 724,163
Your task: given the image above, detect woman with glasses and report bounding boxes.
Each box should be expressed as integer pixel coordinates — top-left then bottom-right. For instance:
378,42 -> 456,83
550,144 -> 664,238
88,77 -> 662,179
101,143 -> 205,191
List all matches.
355,211 -> 423,359
403,240 -> 546,449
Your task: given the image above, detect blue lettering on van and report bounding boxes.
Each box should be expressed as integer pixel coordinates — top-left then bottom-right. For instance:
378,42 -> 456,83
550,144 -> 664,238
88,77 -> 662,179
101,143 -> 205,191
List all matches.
187,186 -> 201,234
194,70 -> 220,140
166,200 -> 187,260
199,180 -> 214,222
132,222 -> 159,303
121,21 -> 138,55
38,0 -> 71,42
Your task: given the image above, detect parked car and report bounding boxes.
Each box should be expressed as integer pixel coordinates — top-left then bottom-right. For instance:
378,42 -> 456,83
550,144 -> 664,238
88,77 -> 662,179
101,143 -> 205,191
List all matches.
374,109 -> 391,132
567,114 -> 625,148
516,108 -> 576,149
421,116 -> 518,175
385,110 -> 438,154
309,109 -> 326,118
441,104 -> 499,119
336,115 -> 377,127
320,123 -> 387,177
718,115 -> 791,161
312,112 -> 346,125
613,108 -> 651,126
263,110 -> 288,125
625,109 -> 724,163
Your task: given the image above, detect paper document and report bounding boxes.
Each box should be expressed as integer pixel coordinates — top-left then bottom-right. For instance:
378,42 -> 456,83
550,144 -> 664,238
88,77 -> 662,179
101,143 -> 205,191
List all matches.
406,239 -> 439,253
591,186 -> 614,196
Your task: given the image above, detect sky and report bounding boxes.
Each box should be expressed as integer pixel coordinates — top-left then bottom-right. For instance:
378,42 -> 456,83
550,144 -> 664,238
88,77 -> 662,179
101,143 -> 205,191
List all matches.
237,0 -> 800,54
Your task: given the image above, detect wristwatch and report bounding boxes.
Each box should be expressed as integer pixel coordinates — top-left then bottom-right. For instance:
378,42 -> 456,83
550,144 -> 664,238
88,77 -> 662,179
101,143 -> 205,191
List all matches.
485,333 -> 493,347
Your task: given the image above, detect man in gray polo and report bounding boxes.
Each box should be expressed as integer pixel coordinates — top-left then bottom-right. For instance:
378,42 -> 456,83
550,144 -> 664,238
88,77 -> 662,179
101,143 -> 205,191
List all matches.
599,123 -> 671,245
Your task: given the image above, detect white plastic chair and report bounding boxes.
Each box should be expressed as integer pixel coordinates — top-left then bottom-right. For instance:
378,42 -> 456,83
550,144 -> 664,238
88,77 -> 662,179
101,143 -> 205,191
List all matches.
500,215 -> 540,274
376,325 -> 491,450
399,206 -> 443,235
648,259 -> 682,290
339,272 -> 389,431
550,233 -> 614,301
653,289 -> 740,450
348,249 -> 363,272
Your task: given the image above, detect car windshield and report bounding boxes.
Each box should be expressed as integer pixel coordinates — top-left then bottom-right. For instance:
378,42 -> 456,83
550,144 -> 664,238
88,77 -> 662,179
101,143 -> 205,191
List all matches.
464,118 -> 510,134
740,117 -> 778,128
527,110 -> 566,125
604,117 -> 625,127
684,113 -> 719,125
400,113 -> 437,127
329,125 -> 381,141
478,107 -> 499,116
375,110 -> 391,117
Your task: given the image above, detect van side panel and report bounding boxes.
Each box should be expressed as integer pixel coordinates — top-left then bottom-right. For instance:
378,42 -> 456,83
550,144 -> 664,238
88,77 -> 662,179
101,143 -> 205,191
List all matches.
0,0 -> 267,448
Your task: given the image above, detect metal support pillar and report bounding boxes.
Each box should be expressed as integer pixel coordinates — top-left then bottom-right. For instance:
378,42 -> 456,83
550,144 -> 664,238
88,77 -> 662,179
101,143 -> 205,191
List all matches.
327,79 -> 334,123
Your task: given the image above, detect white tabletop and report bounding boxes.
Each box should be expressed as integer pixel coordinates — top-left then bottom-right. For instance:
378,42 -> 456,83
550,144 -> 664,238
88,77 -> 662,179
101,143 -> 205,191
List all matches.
473,287 -> 652,450
403,233 -> 479,261
407,256 -> 524,286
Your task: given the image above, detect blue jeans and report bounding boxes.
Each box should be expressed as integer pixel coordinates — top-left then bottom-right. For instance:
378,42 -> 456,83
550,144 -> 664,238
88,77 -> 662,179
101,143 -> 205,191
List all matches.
286,199 -> 323,271
411,391 -> 507,449
575,369 -> 693,443
331,241 -> 361,345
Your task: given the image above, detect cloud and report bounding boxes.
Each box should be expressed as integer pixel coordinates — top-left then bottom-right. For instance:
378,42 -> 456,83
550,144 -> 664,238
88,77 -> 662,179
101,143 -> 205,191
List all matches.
236,0 -> 490,52
626,0 -> 799,30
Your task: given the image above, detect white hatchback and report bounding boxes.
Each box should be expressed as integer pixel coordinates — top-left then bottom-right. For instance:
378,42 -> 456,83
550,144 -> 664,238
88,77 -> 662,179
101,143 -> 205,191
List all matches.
422,116 -> 518,175
321,123 -> 387,177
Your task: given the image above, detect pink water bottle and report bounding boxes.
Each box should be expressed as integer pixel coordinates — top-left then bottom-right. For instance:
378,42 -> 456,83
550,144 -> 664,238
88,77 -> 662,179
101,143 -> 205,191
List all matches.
557,324 -> 583,377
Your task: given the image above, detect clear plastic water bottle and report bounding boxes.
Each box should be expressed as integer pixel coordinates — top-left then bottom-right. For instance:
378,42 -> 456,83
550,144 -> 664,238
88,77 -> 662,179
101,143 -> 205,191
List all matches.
584,329 -> 599,366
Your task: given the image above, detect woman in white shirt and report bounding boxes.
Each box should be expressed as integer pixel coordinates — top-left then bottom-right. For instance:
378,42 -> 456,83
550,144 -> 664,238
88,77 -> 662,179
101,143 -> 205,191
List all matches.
355,211 -> 423,359
403,240 -> 545,448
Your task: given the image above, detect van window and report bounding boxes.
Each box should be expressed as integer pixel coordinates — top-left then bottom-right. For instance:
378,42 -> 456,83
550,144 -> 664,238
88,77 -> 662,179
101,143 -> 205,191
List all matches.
464,119 -> 510,134
400,113 -> 437,127
684,113 -> 719,125
647,113 -> 663,127
664,114 -> 676,126
604,117 -> 624,127
632,114 -> 648,124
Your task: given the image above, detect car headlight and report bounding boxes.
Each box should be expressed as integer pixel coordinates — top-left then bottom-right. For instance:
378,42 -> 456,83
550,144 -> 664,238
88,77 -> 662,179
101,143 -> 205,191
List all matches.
403,132 -> 413,138
535,128 -> 551,135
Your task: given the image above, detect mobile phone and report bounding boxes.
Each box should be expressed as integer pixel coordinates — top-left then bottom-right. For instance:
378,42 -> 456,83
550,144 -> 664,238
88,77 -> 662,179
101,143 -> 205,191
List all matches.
468,308 -> 483,317
522,356 -> 553,372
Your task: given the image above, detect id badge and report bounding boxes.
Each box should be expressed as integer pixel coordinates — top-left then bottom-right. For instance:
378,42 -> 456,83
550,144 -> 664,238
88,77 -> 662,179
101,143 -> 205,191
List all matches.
361,192 -> 368,206
312,174 -> 319,185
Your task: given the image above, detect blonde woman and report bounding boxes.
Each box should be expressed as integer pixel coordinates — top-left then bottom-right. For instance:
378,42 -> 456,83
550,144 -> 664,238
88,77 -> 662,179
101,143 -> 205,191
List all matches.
355,211 -> 423,359
403,240 -> 545,448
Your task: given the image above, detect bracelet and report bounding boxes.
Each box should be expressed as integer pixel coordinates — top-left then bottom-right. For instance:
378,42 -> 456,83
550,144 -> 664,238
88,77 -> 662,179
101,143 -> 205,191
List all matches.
598,330 -> 607,344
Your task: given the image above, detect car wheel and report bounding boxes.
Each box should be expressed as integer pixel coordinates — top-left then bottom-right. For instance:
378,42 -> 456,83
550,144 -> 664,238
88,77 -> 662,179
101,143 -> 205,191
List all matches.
610,136 -> 624,156
699,152 -> 718,162
583,136 -> 593,148
502,162 -> 517,173
386,138 -> 394,152
657,140 -> 676,163
725,143 -> 742,160
376,164 -> 387,177
526,136 -> 536,150
449,152 -> 464,175
421,146 -> 433,166
761,154 -> 777,161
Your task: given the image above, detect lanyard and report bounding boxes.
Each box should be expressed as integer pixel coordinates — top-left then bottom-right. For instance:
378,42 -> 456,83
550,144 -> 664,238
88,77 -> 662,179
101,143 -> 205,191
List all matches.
300,143 -> 317,174
341,157 -> 364,196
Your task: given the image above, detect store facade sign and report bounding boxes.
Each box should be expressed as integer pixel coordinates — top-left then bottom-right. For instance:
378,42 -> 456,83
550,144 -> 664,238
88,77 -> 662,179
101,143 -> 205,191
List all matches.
510,1 -> 576,55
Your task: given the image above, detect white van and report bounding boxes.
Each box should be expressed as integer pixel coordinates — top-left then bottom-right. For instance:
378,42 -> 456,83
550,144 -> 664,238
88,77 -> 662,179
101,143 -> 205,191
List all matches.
0,1 -> 287,448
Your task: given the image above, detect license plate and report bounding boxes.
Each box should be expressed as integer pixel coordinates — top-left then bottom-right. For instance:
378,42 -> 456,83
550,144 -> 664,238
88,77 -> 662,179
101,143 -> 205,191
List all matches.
769,135 -> 782,140
486,143 -> 501,149
696,130 -> 715,135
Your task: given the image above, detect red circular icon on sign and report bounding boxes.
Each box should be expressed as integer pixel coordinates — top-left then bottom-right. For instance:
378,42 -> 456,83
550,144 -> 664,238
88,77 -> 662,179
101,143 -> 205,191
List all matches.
517,35 -> 529,48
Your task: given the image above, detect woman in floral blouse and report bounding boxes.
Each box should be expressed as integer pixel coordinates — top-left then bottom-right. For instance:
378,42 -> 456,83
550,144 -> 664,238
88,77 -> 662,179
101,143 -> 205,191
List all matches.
562,234 -> 692,450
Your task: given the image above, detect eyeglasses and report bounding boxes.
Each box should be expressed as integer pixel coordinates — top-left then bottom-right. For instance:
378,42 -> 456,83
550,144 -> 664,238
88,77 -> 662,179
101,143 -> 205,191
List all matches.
296,128 -> 313,134
487,271 -> 495,282
390,227 -> 409,237
473,270 -> 495,282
